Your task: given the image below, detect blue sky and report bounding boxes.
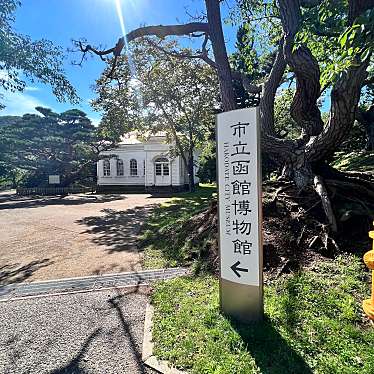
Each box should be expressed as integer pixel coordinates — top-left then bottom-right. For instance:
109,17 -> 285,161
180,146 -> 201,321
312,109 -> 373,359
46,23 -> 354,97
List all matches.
1,0 -> 238,124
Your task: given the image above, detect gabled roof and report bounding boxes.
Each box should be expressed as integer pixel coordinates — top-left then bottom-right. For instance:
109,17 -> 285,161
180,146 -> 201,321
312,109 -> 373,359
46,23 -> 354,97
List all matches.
118,131 -> 167,145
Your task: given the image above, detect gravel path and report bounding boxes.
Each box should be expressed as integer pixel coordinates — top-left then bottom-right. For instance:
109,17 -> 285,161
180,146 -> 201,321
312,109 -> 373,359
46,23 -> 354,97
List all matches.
0,287 -> 157,374
0,192 -> 169,284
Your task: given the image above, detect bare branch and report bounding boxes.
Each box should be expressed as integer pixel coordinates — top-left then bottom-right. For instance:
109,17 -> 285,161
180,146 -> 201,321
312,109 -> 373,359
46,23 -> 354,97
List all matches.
191,32 -> 206,37
126,22 -> 209,42
201,32 -> 209,51
313,174 -> 338,233
230,70 -> 262,94
75,23 -> 209,78
75,37 -> 125,78
183,6 -> 207,22
143,35 -> 218,70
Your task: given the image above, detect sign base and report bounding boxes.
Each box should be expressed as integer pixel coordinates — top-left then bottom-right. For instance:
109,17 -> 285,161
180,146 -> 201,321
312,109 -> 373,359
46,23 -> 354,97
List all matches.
220,278 -> 263,323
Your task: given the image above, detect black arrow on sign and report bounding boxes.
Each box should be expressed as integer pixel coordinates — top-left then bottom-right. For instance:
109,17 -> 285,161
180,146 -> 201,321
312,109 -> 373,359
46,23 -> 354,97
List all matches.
230,261 -> 249,278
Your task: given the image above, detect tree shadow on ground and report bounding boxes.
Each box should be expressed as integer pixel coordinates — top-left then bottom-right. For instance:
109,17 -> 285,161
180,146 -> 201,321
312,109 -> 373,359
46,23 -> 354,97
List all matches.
50,286 -> 149,374
0,259 -> 53,286
76,206 -> 158,253
49,328 -> 102,374
231,317 -> 313,374
139,188 -> 216,266
106,287 -> 148,374
0,193 -> 125,210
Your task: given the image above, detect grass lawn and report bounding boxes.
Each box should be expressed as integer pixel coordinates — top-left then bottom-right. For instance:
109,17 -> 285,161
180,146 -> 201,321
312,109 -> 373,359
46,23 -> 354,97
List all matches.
141,183 -> 216,269
152,256 -> 374,374
142,184 -> 374,373
332,151 -> 374,173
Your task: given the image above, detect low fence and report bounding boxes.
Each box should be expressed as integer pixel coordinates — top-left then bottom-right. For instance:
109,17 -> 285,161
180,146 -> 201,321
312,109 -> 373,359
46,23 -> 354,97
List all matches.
16,186 -> 96,196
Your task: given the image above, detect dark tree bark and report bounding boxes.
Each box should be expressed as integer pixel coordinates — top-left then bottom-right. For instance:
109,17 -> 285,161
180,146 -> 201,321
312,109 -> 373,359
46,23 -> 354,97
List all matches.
205,0 -> 237,111
77,0 -> 374,231
188,149 -> 196,193
276,0 -> 369,190
348,0 -> 374,24
357,105 -> 374,151
306,62 -> 369,163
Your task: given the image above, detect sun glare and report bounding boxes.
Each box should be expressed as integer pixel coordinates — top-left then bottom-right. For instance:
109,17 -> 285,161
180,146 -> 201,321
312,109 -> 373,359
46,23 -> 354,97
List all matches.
114,0 -> 127,37
114,0 -> 143,107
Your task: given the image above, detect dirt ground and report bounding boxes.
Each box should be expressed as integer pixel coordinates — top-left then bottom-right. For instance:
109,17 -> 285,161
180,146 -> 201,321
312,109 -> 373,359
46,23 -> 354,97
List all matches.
0,191 -> 169,285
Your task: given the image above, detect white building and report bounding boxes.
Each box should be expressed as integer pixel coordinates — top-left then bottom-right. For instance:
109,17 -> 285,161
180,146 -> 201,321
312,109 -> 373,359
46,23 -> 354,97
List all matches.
96,133 -> 199,192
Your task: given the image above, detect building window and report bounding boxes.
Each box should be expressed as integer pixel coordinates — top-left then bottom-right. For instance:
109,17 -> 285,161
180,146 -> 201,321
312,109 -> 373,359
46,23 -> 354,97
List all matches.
117,159 -> 124,176
154,157 -> 169,176
163,163 -> 169,175
130,159 -> 137,176
103,160 -> 111,176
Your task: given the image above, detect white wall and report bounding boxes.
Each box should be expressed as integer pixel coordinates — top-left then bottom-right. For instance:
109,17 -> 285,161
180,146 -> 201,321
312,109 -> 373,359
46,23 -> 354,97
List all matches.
97,143 -> 186,186
97,147 -> 145,185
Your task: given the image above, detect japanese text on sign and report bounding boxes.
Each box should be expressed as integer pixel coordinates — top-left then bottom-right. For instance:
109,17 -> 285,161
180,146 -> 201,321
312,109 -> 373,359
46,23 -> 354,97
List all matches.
217,108 -> 261,286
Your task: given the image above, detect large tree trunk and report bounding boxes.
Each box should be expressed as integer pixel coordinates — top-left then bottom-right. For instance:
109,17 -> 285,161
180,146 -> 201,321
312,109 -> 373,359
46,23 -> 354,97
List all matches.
366,122 -> 374,151
188,153 -> 195,193
275,0 -> 369,191
357,105 -> 374,151
80,0 -> 373,232
205,0 -> 236,111
306,62 -> 369,163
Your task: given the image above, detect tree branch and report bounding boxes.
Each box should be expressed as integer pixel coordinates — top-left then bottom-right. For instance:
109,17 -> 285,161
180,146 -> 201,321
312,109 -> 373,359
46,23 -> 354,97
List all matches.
143,35 -> 218,70
126,22 -> 209,41
230,71 -> 262,94
306,61 -> 369,162
260,38 -> 287,137
76,23 -> 209,78
75,38 -> 125,78
313,174 -> 338,232
279,0 -> 323,137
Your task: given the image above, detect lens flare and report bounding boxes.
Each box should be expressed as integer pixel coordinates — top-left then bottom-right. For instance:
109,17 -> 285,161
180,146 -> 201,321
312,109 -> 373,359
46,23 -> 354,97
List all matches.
114,0 -> 126,36
114,0 -> 142,107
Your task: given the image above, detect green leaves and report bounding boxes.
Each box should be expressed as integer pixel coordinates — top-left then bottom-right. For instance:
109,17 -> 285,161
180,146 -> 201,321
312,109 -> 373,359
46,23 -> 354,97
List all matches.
291,0 -> 374,88
0,0 -> 79,108
319,8 -> 374,87
0,108 -> 100,186
93,37 -> 219,155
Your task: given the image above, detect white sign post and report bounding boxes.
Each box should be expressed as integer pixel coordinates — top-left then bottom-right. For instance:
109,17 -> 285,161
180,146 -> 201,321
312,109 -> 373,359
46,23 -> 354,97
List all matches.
48,175 -> 60,185
216,107 -> 263,322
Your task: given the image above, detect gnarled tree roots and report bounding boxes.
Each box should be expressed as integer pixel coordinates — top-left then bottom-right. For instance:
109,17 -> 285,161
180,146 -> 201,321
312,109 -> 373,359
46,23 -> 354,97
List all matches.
174,171 -> 373,277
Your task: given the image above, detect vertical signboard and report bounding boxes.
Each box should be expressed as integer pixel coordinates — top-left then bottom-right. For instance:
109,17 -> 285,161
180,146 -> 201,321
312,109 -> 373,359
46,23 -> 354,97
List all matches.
216,107 -> 263,322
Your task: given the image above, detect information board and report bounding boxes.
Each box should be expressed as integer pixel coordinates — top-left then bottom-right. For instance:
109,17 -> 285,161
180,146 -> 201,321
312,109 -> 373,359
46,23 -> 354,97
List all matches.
217,107 -> 261,287
48,175 -> 60,184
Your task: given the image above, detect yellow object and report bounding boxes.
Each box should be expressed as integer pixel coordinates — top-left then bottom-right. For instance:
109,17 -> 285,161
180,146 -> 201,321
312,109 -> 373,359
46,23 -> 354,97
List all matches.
363,224 -> 374,320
